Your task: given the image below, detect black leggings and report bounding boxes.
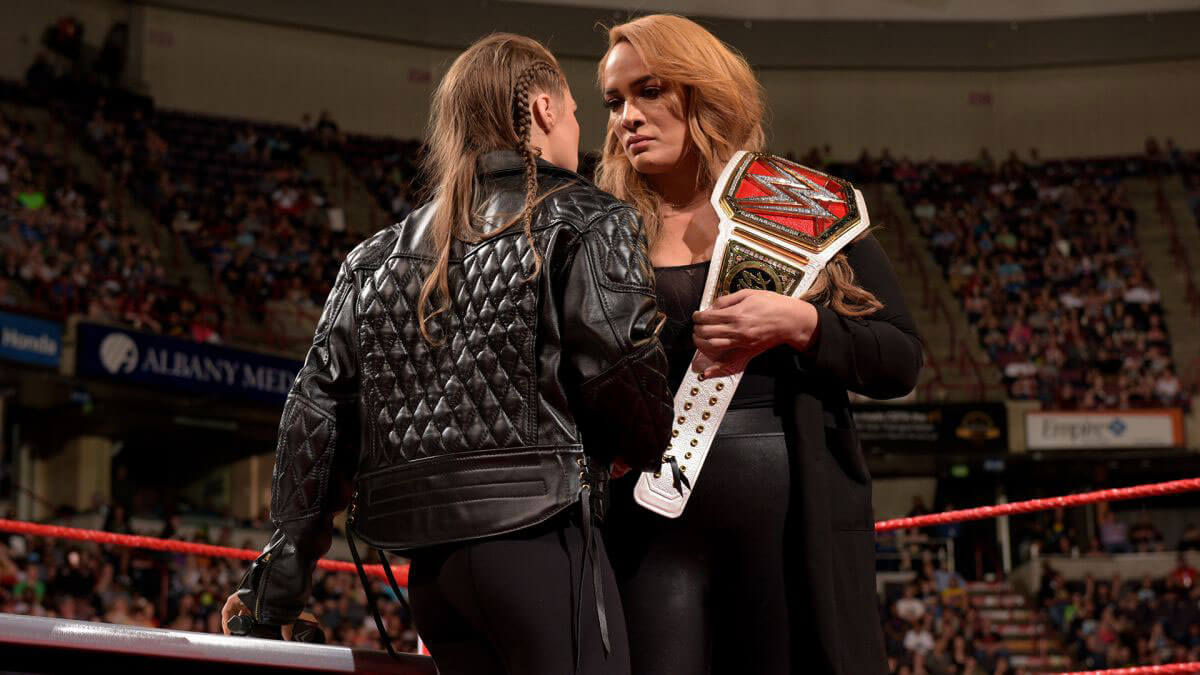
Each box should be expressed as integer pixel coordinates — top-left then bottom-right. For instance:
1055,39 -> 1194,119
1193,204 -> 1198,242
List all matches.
407,509 -> 629,675
606,408 -> 792,674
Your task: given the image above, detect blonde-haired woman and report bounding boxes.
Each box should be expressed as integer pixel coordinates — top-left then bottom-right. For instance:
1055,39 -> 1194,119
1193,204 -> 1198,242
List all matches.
598,15 -> 921,674
224,33 -> 673,675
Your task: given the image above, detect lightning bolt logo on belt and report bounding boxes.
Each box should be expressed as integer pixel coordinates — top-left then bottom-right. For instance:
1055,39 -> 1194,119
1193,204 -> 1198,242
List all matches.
734,162 -> 843,220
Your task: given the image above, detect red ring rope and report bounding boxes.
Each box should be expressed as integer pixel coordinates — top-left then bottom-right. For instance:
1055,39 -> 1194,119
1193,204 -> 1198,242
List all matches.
874,477 -> 1200,532
4,477 -> 1200,674
0,517 -> 403,583
2,478 -> 1198,583
1065,665 -> 1200,674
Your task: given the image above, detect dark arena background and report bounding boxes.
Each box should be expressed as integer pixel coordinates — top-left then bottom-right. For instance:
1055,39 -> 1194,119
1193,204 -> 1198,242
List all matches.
1,1 -> 1200,673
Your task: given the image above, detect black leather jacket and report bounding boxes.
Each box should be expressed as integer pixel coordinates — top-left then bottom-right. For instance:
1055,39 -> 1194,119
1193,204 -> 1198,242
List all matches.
237,151 -> 673,625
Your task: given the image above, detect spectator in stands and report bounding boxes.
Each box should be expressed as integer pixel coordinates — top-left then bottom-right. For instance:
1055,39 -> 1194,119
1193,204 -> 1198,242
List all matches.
894,584 -> 926,623
1185,177 -> 1200,225
1169,553 -> 1198,590
269,182 -> 301,215
2,104 -> 221,344
1098,511 -> 1131,554
46,84 -> 361,348
1129,516 -> 1165,552
1154,368 -> 1182,406
43,17 -> 84,63
1179,524 -> 1200,552
0,521 -> 416,651
228,126 -> 258,160
1040,508 -> 1078,554
887,557 -> 1023,674
0,276 -> 15,306
909,495 -> 931,519
24,53 -> 56,99
903,613 -> 935,655
903,150 -> 1184,410
314,110 -> 341,149
339,135 -> 423,225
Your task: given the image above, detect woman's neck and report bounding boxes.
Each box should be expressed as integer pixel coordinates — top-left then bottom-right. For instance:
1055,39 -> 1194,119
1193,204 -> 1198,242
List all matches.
645,151 -> 723,266
648,152 -> 706,210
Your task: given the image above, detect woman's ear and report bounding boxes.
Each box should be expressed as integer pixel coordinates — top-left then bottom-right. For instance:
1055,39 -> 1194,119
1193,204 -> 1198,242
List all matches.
531,93 -> 556,135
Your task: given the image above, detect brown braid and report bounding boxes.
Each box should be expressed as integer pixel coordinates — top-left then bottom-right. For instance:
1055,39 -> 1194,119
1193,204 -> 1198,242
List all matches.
418,34 -> 569,344
511,62 -> 560,280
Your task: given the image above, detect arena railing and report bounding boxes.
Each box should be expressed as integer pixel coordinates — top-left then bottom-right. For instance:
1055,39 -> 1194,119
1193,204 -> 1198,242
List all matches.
1153,175 -> 1200,397
875,534 -> 957,573
1155,176 -> 1200,317
876,184 -> 1000,401
1186,356 -> 1200,399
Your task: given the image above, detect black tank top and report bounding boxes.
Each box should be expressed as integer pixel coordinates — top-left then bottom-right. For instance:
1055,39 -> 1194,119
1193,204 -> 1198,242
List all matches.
654,261 -> 775,410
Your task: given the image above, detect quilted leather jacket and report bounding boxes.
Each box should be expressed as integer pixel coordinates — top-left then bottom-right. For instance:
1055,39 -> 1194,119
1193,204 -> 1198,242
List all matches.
237,150 -> 673,624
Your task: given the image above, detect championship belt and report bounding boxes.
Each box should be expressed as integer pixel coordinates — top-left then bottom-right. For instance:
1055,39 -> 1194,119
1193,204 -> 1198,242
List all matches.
634,151 -> 870,518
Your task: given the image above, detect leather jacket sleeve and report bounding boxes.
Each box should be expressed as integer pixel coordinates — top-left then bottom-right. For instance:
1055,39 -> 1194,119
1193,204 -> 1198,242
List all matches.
236,262 -> 361,625
562,206 -> 673,472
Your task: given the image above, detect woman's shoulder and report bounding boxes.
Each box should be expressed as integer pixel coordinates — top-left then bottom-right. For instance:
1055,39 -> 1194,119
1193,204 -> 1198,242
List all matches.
343,220 -> 407,270
540,179 -> 637,233
842,231 -> 889,265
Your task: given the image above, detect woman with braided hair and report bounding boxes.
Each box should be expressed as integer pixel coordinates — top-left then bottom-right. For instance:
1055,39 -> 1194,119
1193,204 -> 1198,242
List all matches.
222,33 -> 672,675
597,14 -> 921,675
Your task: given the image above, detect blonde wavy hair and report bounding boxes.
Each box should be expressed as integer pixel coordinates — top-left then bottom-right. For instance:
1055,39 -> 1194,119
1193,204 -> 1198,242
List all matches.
596,14 -> 881,317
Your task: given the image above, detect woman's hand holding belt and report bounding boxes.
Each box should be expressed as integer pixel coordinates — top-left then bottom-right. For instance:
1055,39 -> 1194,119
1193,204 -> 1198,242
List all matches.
692,289 -> 820,378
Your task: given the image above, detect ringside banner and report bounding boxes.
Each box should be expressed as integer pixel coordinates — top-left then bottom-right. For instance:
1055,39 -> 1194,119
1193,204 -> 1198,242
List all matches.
0,310 -> 62,368
75,322 -> 302,405
852,403 -> 1008,453
1025,410 -> 1184,450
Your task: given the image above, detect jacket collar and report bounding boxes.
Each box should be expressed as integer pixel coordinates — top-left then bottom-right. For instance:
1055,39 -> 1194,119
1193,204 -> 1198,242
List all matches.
477,149 -> 586,183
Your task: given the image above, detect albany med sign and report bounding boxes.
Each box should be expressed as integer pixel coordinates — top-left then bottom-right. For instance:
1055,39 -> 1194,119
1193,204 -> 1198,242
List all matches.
76,322 -> 302,406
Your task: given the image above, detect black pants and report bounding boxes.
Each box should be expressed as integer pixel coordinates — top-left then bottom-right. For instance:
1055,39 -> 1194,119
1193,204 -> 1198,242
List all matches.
606,407 -> 792,674
408,508 -> 629,675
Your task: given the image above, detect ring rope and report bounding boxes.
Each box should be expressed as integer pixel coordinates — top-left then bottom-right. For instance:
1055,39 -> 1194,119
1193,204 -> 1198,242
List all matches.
0,517 -> 401,582
3,478 -> 1198,582
1063,665 -> 1200,674
875,477 -> 1200,532
3,478 -> 1200,674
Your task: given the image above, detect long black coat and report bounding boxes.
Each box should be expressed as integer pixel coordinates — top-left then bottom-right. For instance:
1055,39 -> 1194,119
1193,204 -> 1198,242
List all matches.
780,234 -> 923,673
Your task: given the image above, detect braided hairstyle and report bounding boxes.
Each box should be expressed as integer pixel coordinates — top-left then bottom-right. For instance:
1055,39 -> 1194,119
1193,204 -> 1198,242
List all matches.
510,61 -> 562,281
417,34 -> 568,343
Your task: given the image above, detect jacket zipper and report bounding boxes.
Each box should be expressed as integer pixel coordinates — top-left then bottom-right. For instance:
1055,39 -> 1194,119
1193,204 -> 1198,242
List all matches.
254,552 -> 272,621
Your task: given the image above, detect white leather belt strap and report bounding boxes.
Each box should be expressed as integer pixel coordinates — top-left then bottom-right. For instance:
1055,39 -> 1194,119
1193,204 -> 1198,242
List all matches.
634,152 -> 871,518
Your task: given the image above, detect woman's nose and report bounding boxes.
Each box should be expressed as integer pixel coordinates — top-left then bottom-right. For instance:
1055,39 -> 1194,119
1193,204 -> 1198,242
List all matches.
620,101 -> 644,129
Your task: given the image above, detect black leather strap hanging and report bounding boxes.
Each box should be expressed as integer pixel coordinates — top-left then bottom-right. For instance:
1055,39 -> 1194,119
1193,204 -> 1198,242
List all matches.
375,546 -> 413,618
573,484 -> 610,675
666,455 -> 692,496
346,526 -> 401,661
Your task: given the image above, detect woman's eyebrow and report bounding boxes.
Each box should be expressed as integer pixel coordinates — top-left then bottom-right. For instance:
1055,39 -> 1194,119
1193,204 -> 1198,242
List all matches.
604,75 -> 653,97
